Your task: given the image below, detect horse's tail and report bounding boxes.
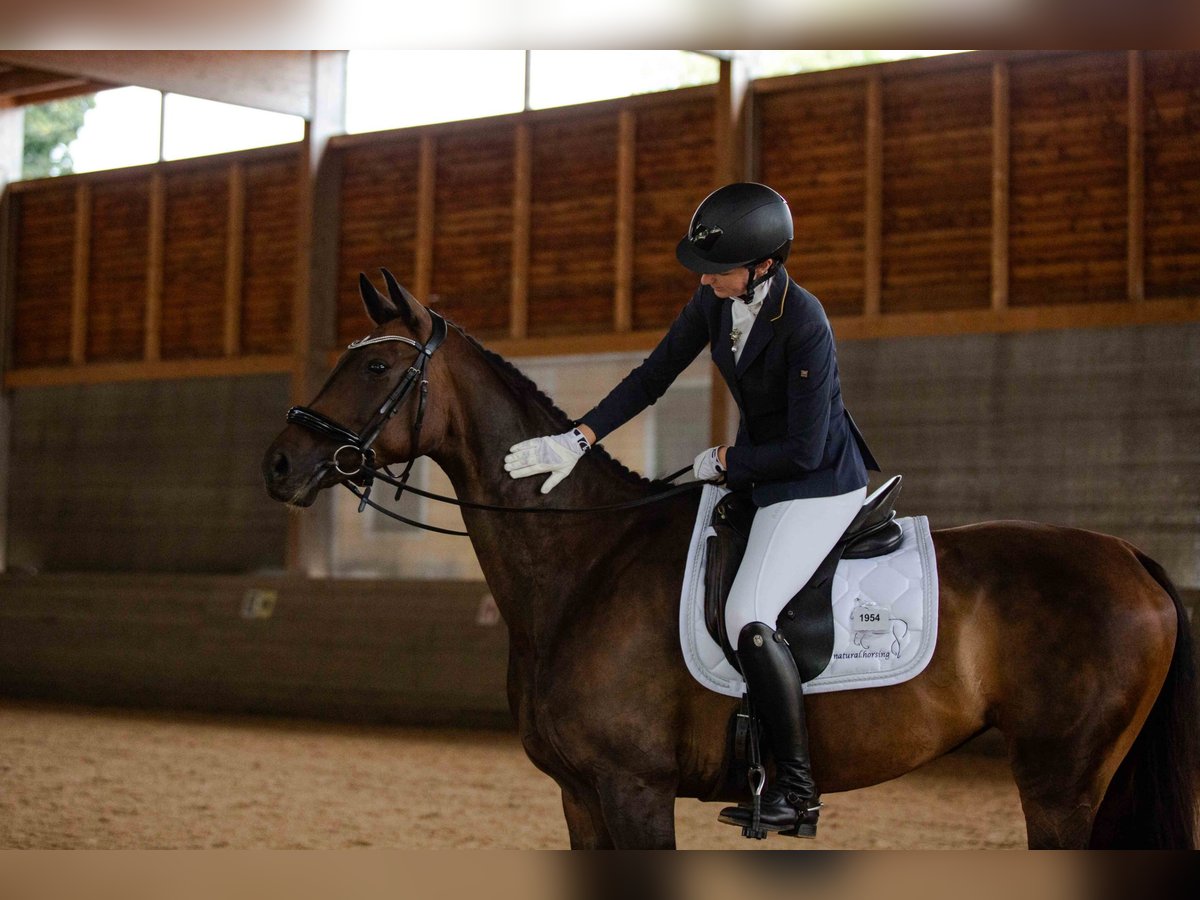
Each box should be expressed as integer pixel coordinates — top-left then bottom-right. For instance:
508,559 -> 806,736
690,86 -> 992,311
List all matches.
1089,551 -> 1199,849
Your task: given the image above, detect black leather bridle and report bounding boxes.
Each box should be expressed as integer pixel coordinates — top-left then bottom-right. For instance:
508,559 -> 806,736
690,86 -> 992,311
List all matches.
286,308 -> 699,536
286,310 -> 460,532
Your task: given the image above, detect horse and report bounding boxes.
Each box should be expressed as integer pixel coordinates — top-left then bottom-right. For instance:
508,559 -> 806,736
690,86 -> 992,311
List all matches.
263,271 -> 1199,849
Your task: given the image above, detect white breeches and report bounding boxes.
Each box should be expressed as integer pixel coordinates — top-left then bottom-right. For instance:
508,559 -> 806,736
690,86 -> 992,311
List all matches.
724,486 -> 868,643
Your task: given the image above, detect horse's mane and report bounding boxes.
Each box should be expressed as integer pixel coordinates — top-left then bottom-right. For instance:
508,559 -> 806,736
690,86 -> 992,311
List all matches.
454,327 -> 668,491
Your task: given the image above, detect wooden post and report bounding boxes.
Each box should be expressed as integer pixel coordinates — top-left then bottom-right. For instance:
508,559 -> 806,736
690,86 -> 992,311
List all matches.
144,171 -> 165,362
710,55 -> 750,446
414,133 -> 436,302
614,109 -> 636,333
510,123 -> 531,340
223,161 -> 245,356
864,74 -> 883,319
0,105 -> 23,572
991,60 -> 1011,312
288,50 -> 347,577
715,56 -> 750,184
70,183 -> 91,365
1127,50 -> 1145,303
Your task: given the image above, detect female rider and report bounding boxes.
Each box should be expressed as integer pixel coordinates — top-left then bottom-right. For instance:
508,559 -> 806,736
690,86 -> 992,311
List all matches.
503,182 -> 879,838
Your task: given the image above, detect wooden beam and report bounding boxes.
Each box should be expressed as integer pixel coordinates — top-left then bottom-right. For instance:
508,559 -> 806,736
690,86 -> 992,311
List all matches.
3,80 -> 114,108
991,60 -> 1011,312
70,183 -> 91,365
510,123 -> 531,340
224,162 -> 245,356
0,51 -> 316,118
614,109 -> 636,333
1127,50 -> 1145,303
144,171 -> 164,362
480,297 -> 1200,359
864,74 -> 883,318
0,67 -> 86,97
829,297 -> 1200,343
4,354 -> 293,389
414,133 -> 436,302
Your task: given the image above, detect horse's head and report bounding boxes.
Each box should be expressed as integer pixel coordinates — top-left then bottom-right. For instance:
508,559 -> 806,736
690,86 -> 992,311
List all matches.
263,269 -> 452,507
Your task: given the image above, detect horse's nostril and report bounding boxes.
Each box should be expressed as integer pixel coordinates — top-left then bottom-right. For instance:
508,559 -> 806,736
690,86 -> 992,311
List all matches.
272,451 -> 290,478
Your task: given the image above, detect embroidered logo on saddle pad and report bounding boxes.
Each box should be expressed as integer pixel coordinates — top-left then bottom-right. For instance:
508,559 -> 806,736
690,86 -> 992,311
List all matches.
679,485 -> 940,698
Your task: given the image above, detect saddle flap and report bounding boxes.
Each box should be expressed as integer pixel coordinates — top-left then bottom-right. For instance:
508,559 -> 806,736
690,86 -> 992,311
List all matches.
711,490 -> 756,540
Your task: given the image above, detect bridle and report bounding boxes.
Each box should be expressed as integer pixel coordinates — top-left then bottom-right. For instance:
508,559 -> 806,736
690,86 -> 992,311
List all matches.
286,309 -> 699,537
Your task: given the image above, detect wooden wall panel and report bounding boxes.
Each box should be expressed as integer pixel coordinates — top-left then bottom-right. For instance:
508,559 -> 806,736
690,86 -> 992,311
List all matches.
881,68 -> 993,314
12,188 -> 75,367
87,180 -> 149,362
527,115 -> 618,337
430,127 -> 515,337
758,81 -> 867,316
1144,51 -> 1200,300
632,96 -> 715,330
160,167 -> 229,358
241,157 -> 301,353
336,139 -> 420,344
1009,53 -> 1128,306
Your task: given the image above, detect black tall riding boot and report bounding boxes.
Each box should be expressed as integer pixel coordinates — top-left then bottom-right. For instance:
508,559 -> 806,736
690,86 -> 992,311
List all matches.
718,621 -> 821,838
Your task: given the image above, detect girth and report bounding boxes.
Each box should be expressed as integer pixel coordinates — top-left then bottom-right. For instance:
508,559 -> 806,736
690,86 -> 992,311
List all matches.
703,475 -> 904,680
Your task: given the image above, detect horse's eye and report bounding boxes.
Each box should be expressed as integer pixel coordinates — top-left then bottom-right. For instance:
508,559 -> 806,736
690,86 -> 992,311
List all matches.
367,359 -> 388,375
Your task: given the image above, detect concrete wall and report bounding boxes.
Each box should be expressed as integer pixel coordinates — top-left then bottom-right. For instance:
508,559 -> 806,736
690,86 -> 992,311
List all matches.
0,574 -> 511,727
6,374 -> 290,574
841,321 -> 1200,590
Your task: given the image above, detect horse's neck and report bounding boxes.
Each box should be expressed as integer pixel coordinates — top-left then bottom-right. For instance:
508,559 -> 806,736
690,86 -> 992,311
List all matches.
429,346 -> 651,646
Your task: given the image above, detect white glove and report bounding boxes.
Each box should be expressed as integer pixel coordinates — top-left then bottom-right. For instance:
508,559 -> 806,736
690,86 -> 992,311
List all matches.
693,446 -> 727,483
504,428 -> 591,494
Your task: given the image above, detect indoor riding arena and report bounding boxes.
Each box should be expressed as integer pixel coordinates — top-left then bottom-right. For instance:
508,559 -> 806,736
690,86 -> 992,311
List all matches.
1,50 -> 1197,851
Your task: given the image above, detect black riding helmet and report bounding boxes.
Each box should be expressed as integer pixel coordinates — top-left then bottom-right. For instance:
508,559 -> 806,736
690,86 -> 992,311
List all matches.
675,183 -> 794,298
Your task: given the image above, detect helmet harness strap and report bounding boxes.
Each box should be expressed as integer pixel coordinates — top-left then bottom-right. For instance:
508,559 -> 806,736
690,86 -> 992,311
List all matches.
739,258 -> 780,303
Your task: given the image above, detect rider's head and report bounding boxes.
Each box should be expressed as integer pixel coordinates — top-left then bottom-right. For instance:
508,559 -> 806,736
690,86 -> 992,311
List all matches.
675,182 -> 794,301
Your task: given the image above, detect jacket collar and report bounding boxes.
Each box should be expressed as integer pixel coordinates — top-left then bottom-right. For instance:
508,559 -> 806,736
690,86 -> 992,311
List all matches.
734,268 -> 788,377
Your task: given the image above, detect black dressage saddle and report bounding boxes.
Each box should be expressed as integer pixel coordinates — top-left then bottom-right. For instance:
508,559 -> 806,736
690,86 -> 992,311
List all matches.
703,475 -> 904,682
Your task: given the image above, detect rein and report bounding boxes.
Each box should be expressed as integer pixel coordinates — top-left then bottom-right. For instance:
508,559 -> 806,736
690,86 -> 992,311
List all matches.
286,309 -> 702,537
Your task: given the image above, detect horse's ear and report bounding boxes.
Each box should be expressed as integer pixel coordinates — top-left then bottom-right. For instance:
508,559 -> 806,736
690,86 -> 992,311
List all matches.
381,268 -> 431,334
359,272 -> 399,326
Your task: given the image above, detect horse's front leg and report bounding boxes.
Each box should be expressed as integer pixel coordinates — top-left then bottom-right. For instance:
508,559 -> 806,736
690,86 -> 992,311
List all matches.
561,785 -> 614,849
594,775 -> 678,849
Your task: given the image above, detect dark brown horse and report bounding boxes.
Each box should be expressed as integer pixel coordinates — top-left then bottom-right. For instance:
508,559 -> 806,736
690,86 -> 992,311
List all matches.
263,273 -> 1199,849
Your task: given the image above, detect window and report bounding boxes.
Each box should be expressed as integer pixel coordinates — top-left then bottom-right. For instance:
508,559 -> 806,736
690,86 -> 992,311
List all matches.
346,50 -> 526,133
62,86 -> 162,175
526,51 -> 719,110
161,94 -> 304,161
24,85 -> 304,181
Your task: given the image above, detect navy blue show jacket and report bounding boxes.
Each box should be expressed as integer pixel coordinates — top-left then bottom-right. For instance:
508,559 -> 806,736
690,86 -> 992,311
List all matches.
578,268 -> 879,507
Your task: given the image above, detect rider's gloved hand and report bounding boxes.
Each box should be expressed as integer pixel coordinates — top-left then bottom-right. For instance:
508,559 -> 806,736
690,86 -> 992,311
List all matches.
692,446 -> 727,483
504,428 -> 591,494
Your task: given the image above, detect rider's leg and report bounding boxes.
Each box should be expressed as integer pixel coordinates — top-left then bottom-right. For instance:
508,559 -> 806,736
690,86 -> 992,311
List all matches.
718,487 -> 866,836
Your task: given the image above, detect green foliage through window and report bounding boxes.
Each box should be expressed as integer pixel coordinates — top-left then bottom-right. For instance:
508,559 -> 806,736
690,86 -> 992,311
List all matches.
23,96 -> 96,179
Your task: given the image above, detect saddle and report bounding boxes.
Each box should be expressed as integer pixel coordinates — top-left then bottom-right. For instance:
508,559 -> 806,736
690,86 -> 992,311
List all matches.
703,475 -> 904,681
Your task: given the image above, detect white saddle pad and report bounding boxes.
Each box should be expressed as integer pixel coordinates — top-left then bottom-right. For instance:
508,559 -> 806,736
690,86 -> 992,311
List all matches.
679,485 -> 939,697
